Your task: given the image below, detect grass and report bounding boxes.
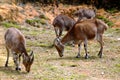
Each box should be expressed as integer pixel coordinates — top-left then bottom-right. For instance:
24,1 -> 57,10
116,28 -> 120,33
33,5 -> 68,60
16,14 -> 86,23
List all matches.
0,22 -> 29,31
39,14 -> 50,20
114,63 -> 120,73
1,22 -> 21,29
105,28 -> 120,37
97,15 -> 114,27
107,8 -> 118,14
0,25 -> 120,80
26,18 -> 47,27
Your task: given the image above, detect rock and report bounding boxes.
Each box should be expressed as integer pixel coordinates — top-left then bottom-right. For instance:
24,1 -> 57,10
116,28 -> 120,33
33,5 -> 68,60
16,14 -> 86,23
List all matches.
117,38 -> 120,41
101,72 -> 105,75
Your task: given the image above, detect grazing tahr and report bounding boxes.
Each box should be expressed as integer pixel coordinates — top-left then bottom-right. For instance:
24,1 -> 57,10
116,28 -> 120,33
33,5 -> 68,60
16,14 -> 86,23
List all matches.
53,14 -> 76,38
54,19 -> 108,59
73,8 -> 96,22
4,28 -> 34,72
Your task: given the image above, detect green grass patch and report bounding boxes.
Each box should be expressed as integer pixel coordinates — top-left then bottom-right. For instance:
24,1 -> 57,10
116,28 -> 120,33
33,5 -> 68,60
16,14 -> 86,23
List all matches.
29,30 -> 39,36
26,18 -> 47,26
1,22 -> 21,29
97,16 -> 114,27
69,74 -> 87,80
1,22 -> 29,31
27,40 -> 53,48
107,8 -> 118,14
115,64 -> 120,67
113,63 -> 120,73
39,14 -> 50,20
105,28 -> 120,37
39,43 -> 53,48
26,47 -> 31,52
66,46 -> 72,50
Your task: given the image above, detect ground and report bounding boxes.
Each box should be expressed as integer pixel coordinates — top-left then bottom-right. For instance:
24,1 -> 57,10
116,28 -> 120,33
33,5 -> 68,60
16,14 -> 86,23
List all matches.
0,3 -> 120,80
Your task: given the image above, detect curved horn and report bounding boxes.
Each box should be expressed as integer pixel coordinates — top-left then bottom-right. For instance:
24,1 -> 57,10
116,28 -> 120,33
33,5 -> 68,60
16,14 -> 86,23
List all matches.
30,51 -> 33,56
30,51 -> 34,61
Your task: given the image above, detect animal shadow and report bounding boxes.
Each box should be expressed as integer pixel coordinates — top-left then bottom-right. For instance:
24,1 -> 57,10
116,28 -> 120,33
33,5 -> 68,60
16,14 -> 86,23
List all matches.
0,66 -> 27,75
48,55 -> 100,61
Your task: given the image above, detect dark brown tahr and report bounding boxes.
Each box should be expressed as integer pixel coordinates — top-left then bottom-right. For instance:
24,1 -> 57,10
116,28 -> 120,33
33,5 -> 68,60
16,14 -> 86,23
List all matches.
53,14 -> 76,38
54,19 -> 108,59
73,8 -> 96,22
4,27 -> 34,72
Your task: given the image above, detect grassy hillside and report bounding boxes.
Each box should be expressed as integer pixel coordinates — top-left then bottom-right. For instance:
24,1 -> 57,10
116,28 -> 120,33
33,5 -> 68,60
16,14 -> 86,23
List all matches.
0,24 -> 120,80
0,2 -> 120,80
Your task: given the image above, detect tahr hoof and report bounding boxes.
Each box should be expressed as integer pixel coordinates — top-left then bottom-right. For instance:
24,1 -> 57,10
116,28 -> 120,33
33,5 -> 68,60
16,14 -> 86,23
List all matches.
98,52 -> 102,58
16,67 -> 21,71
5,64 -> 8,67
76,55 -> 80,58
72,44 -> 75,47
98,55 -> 102,58
85,55 -> 89,59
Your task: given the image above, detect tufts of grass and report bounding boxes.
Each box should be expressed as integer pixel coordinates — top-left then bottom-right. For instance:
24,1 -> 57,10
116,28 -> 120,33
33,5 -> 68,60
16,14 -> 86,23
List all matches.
26,47 -> 31,52
39,14 -> 50,20
107,8 -> 118,14
115,64 -> 120,72
29,30 -> 39,36
97,15 -> 114,27
39,19 -> 47,25
27,40 -> 53,48
0,22 -> 29,31
39,43 -> 53,48
105,28 -> 120,37
49,66 -> 58,71
1,22 -> 21,29
66,46 -> 72,50
115,64 -> 120,67
112,63 -> 120,75
26,18 -> 47,27
69,74 -> 87,80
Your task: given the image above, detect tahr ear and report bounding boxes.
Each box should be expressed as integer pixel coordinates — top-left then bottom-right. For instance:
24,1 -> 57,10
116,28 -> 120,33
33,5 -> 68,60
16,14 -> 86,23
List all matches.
30,51 -> 33,56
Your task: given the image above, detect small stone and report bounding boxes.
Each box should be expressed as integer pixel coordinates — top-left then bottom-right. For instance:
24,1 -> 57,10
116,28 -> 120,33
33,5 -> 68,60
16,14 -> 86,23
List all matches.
101,72 -> 104,75
117,38 -> 120,41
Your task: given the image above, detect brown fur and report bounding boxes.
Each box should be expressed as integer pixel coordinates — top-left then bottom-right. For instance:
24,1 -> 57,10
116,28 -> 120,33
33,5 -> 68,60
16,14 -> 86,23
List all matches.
54,19 -> 108,58
53,14 -> 76,38
4,28 -> 34,72
74,8 -> 96,22
62,19 -> 108,43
